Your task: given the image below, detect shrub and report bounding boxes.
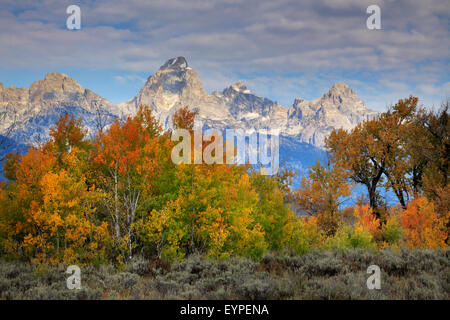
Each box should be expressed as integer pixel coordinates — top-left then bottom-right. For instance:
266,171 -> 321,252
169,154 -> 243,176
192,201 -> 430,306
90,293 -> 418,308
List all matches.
125,255 -> 150,276
326,226 -> 375,250
0,249 -> 448,300
153,254 -> 293,299
353,205 -> 381,238
401,197 -> 448,248
282,216 -> 323,255
381,214 -> 405,246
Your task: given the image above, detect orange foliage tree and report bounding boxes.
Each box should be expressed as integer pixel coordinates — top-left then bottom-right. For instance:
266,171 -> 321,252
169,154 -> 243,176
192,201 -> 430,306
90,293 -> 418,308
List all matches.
0,115 -> 109,264
353,204 -> 381,239
401,197 -> 448,249
92,105 -> 170,261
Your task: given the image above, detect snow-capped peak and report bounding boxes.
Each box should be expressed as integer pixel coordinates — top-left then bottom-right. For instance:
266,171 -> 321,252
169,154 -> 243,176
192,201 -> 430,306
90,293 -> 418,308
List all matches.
160,57 -> 188,70
230,80 -> 251,94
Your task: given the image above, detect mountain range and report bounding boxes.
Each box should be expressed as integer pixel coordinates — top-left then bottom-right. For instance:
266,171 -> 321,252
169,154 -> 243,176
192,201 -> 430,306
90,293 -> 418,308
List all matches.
0,57 -> 378,179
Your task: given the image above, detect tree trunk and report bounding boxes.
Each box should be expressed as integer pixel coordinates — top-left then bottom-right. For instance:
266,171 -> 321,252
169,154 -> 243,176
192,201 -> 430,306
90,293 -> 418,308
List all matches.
114,170 -> 120,247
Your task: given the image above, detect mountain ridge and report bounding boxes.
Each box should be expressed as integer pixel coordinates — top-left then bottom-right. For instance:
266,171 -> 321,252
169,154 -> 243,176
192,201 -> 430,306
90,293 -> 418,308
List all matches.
118,57 -> 378,147
0,57 -> 378,179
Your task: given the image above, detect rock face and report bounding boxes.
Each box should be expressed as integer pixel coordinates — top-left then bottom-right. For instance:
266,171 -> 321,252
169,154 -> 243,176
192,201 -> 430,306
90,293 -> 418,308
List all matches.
212,81 -> 288,131
120,57 -> 378,148
0,73 -> 119,146
285,82 -> 379,146
0,57 -> 378,180
120,57 -> 233,129
120,57 -> 288,132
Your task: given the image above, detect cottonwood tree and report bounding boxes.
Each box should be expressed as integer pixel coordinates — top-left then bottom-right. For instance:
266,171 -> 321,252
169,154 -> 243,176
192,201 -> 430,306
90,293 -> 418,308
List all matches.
373,97 -> 419,208
415,102 -> 449,213
326,124 -> 385,218
326,96 -> 428,215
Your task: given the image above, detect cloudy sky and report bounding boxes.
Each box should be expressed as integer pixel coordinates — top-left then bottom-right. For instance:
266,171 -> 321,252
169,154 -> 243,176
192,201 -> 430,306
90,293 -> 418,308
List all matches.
0,0 -> 449,110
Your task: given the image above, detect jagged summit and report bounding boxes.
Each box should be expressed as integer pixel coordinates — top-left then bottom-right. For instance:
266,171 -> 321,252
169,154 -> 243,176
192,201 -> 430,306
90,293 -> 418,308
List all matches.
230,80 -> 251,93
324,82 -> 358,103
294,97 -> 305,102
43,72 -> 70,80
284,82 -> 378,146
160,57 -> 188,70
231,80 -> 250,92
30,72 -> 83,98
329,82 -> 350,91
0,72 -> 119,146
120,56 -> 236,124
222,80 -> 252,96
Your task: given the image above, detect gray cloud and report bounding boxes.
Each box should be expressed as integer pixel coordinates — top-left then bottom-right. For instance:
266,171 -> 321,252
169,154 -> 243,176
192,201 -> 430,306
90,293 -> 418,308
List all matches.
0,0 -> 448,109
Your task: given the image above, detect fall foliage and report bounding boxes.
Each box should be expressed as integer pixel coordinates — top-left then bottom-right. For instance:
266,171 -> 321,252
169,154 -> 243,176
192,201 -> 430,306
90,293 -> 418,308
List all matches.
0,99 -> 448,266
400,196 -> 448,249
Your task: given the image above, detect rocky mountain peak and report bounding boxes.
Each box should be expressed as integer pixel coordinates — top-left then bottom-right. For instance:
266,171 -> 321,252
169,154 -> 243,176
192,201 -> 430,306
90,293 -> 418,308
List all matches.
222,81 -> 252,97
329,81 -> 350,91
123,56 -> 216,118
285,82 -> 378,147
160,56 -> 188,71
32,72 -> 83,92
137,57 -> 197,97
28,73 -> 84,103
43,72 -> 70,81
0,72 -> 118,148
323,82 -> 358,103
230,80 -> 250,93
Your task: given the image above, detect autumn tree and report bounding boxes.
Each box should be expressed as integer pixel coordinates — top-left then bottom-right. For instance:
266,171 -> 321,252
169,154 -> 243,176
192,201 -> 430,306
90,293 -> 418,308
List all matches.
0,147 -> 55,260
413,102 -> 450,215
135,199 -> 186,260
173,164 -> 267,259
282,215 -> 323,255
294,160 -> 352,235
246,169 -> 293,251
0,115 -> 109,264
172,106 -> 196,130
375,97 -> 424,208
93,105 -> 166,261
326,124 -> 385,217
48,114 -> 91,158
326,96 -> 426,215
2,152 -> 20,181
353,204 -> 381,239
401,197 -> 448,249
